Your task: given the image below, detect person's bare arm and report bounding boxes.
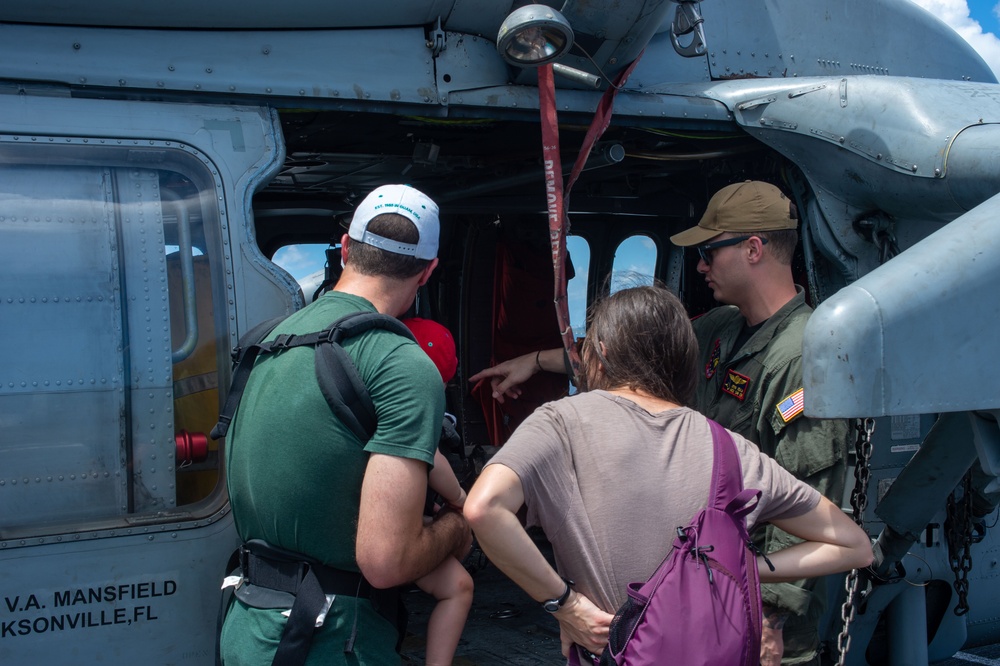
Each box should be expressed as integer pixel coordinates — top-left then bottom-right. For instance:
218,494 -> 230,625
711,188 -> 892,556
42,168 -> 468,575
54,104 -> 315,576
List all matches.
356,453 -> 471,588
467,348 -> 564,403
429,449 -> 466,508
466,464 -> 612,655
759,495 -> 873,583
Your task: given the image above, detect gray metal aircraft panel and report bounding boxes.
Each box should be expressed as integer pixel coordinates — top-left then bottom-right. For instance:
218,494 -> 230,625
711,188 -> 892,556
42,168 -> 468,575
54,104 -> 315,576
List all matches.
0,164 -> 129,526
688,75 -> 1000,289
4,0 -> 990,86
3,0 -> 991,124
802,191 -> 1000,417
116,168 -> 177,513
0,512 -> 239,663
700,0 -> 994,83
0,23 -> 441,107
0,0 -> 458,29
0,91 -> 281,665
0,94 -> 293,345
627,31 -> 713,87
722,76 -> 1000,218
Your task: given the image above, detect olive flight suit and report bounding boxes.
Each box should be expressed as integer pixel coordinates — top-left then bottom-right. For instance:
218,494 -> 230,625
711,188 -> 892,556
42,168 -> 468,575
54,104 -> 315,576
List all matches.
692,288 -> 850,666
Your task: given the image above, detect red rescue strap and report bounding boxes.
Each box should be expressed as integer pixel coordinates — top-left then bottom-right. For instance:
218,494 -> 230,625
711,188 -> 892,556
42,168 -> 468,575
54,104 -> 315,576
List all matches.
537,56 -> 644,383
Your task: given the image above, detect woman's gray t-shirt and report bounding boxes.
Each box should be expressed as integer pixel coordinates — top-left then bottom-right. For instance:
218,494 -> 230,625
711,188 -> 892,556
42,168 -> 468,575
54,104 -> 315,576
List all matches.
487,390 -> 820,612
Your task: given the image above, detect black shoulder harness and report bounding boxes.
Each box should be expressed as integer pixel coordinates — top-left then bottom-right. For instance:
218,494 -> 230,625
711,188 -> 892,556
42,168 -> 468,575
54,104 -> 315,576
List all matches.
210,311 -> 415,443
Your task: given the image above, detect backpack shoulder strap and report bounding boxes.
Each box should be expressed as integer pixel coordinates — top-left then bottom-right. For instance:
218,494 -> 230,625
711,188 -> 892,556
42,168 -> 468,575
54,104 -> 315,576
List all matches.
210,315 -> 288,440
325,311 -> 415,345
707,419 -> 761,521
707,419 -> 745,508
313,312 -> 416,443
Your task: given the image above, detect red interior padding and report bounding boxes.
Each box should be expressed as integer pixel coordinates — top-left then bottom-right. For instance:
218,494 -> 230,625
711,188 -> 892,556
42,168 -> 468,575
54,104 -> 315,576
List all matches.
471,237 -> 569,446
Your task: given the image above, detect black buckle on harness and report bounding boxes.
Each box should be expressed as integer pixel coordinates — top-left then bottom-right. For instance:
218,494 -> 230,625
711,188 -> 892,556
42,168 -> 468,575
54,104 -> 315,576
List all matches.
270,333 -> 297,350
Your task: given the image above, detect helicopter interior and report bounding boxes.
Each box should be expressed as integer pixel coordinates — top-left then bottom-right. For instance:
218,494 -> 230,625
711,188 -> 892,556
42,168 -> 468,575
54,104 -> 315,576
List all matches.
249,105 -> 810,456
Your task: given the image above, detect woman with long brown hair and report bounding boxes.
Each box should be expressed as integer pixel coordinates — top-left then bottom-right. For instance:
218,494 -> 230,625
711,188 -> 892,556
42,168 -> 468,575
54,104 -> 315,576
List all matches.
465,285 -> 872,663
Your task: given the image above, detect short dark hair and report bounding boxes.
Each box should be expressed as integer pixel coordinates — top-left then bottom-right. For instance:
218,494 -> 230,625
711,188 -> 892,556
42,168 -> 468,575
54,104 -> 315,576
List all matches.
756,228 -> 798,265
582,285 -> 698,405
347,213 -> 433,279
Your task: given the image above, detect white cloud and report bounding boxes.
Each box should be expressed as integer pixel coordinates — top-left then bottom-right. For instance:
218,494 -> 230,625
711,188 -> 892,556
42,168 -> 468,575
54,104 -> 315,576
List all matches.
907,0 -> 1000,78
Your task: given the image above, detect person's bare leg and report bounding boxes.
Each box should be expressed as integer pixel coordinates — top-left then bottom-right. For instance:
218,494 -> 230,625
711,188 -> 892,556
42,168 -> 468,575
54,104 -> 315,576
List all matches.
415,556 -> 474,666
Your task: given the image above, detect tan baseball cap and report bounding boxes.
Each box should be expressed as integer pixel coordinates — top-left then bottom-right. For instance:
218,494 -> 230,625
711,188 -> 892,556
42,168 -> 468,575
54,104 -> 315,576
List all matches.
669,181 -> 797,247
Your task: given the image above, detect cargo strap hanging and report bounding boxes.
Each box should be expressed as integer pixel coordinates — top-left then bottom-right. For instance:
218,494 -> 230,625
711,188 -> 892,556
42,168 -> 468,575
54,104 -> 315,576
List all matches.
537,55 -> 642,384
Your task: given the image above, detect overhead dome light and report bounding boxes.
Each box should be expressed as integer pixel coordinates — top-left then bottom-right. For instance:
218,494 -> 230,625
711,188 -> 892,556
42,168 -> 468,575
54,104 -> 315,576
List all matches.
497,4 -> 574,67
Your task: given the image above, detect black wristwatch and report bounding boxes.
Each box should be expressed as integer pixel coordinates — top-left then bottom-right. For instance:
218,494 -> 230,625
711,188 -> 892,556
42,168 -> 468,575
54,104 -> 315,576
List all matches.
542,577 -> 574,613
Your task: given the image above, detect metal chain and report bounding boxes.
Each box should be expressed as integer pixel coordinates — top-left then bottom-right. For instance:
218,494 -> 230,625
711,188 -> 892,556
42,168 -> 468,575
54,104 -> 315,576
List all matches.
850,419 -> 874,522
946,470 -> 975,616
836,417 -> 875,666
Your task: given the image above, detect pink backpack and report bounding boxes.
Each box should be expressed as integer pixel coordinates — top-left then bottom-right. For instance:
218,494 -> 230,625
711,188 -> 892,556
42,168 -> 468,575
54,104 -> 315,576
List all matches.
599,419 -> 765,666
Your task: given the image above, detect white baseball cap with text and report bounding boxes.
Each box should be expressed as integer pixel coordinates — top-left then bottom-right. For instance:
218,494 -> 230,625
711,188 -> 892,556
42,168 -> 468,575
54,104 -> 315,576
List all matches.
348,184 -> 440,260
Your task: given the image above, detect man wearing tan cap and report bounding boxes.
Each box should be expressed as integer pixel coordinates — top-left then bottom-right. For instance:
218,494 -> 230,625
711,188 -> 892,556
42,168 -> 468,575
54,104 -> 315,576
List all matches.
671,181 -> 849,666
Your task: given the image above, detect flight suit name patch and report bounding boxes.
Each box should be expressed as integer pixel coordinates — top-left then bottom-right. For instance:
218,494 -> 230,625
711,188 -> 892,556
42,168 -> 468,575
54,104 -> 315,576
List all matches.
721,369 -> 751,401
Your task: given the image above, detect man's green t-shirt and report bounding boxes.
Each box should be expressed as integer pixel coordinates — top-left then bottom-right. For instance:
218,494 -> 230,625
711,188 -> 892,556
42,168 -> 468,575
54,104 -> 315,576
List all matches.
222,291 -> 445,665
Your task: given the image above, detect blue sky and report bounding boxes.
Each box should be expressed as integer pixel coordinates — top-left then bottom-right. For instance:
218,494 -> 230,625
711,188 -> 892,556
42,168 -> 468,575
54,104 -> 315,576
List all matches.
913,0 -> 1000,76
965,0 -> 999,32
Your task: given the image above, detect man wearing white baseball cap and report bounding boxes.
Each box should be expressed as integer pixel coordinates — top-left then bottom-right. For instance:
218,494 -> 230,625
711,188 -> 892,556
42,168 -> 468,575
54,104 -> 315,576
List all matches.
347,183 -> 440,260
222,184 -> 471,665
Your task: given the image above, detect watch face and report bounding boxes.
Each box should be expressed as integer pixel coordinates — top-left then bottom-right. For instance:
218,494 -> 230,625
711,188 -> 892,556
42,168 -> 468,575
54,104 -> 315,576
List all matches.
543,600 -> 560,613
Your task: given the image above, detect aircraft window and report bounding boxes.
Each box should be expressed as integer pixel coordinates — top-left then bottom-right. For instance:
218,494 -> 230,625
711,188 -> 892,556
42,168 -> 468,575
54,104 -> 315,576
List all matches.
0,141 -> 226,538
611,235 -> 657,294
567,235 -> 591,339
272,243 -> 334,303
166,244 -> 205,256
565,235 -> 590,397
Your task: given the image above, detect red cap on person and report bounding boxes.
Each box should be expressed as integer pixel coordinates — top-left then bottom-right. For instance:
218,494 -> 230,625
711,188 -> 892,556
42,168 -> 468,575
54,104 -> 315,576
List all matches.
402,318 -> 458,383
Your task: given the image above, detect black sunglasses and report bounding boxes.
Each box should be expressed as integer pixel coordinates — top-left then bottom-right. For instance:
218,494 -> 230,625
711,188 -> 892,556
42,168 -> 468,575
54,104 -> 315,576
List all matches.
695,235 -> 767,265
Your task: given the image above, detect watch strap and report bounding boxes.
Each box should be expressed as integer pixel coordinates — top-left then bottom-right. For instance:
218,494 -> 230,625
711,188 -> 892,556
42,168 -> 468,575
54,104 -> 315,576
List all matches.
542,576 -> 574,612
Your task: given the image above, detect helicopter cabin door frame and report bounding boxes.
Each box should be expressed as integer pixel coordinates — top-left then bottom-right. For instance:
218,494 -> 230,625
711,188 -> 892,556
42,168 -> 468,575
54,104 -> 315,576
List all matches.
0,92 -> 292,664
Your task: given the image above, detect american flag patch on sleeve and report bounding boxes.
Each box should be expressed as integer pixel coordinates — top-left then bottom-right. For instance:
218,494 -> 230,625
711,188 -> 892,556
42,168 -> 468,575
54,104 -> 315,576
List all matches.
776,388 -> 805,424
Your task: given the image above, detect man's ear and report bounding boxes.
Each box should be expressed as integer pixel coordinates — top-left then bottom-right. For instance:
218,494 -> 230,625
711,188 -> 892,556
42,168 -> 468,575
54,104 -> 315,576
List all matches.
416,258 -> 439,286
340,234 -> 351,264
745,236 -> 766,264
